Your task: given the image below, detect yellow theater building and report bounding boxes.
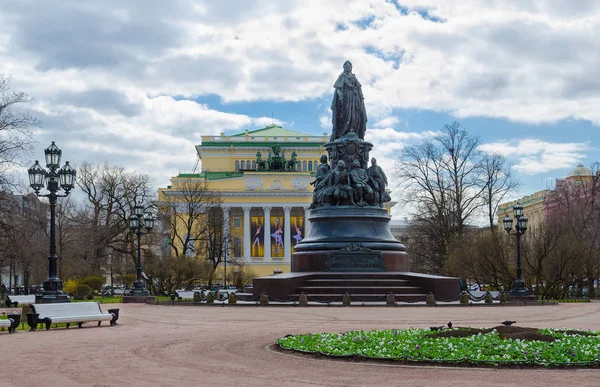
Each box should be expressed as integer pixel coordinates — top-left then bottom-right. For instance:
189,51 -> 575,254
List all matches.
158,124 -> 328,276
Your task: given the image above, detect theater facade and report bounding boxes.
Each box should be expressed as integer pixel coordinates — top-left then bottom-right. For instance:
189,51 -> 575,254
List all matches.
158,125 -> 329,276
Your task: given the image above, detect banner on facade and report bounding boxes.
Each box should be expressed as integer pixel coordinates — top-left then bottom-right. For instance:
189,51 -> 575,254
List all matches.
270,216 -> 284,258
251,216 -> 264,257
290,216 -> 304,254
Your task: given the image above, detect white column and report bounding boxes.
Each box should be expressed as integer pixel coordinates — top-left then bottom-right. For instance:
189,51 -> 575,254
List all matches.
263,206 -> 271,260
222,207 -> 230,262
243,206 -> 251,261
284,206 -> 292,260
304,207 -> 311,237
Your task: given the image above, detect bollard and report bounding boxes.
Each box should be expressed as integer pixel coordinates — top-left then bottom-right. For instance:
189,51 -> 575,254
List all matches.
342,293 -> 351,306
386,293 -> 395,306
206,292 -> 215,304
299,293 -> 308,306
484,292 -> 493,304
260,293 -> 269,305
460,292 -> 469,305
426,293 -> 436,306
228,293 -> 237,304
26,313 -> 39,331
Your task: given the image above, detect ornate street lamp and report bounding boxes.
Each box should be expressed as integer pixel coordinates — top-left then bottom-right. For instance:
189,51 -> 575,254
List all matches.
503,203 -> 529,296
28,142 -> 76,303
129,205 -> 154,296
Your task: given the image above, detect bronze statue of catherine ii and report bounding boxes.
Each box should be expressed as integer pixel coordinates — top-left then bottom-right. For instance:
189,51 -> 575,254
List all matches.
330,60 -> 368,141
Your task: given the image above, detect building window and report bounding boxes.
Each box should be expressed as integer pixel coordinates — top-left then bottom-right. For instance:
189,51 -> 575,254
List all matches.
308,161 -> 313,171
303,161 -> 307,171
233,237 -> 242,258
252,161 -> 256,170
315,160 -> 318,168
247,160 -> 251,169
235,160 -> 240,171
233,218 -> 241,228
241,160 -> 245,169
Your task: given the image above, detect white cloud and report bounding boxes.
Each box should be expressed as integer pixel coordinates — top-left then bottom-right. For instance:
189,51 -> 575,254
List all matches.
319,113 -> 331,130
2,0 -> 600,189
479,139 -> 589,174
366,127 -> 436,179
4,1 -> 600,124
373,116 -> 400,128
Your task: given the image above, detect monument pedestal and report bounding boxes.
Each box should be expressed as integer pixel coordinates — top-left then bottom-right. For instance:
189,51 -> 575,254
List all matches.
253,206 -> 461,301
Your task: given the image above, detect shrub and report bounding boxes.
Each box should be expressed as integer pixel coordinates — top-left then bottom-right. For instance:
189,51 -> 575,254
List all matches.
74,284 -> 93,300
63,278 -> 79,295
80,276 -> 105,292
232,265 -> 258,290
120,274 -> 137,286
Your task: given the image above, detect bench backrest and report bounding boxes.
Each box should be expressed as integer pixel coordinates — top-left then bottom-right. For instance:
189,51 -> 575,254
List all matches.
176,290 -> 196,298
32,302 -> 105,318
7,295 -> 36,304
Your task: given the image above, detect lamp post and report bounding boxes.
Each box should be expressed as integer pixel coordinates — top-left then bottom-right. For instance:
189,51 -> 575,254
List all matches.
128,205 -> 154,296
28,141 -> 76,303
503,203 -> 529,296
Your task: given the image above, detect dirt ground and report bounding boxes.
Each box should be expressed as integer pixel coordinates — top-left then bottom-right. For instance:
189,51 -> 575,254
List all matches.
2,302 -> 600,387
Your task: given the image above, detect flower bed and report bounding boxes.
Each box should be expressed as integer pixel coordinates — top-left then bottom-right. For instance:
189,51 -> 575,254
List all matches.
277,326 -> 600,367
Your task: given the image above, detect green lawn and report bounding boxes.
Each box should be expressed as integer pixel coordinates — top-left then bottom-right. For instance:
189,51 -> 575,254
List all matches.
72,296 -> 123,304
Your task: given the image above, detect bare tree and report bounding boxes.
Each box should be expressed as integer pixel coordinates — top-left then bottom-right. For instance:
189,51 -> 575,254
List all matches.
446,228 -> 514,290
480,153 -> 519,231
542,163 -> 600,297
395,122 -> 496,273
0,74 -> 39,188
201,206 -> 232,286
157,178 -> 220,259
77,162 -> 155,274
0,193 -> 47,292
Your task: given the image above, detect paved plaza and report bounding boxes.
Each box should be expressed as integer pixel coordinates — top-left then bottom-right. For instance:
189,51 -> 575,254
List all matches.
3,302 -> 600,387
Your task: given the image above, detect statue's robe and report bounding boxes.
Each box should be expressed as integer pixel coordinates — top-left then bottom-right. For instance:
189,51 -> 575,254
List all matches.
331,72 -> 367,140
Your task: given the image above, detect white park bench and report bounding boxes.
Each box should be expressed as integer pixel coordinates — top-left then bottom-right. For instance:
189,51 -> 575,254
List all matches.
4,295 -> 36,307
0,317 -> 16,333
175,290 -> 199,300
31,302 -> 118,330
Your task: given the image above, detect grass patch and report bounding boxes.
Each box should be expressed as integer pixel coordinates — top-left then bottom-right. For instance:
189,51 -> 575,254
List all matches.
277,327 -> 600,367
72,296 -> 123,304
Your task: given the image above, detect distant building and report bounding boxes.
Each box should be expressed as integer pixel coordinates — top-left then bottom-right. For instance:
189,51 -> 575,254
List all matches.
158,125 -> 328,277
546,164 -> 597,219
497,189 -> 550,233
497,164 -> 596,232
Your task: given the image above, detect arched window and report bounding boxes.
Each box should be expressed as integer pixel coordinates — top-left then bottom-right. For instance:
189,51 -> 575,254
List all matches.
241,160 -> 245,170
315,160 -> 319,168
247,160 -> 251,169
303,161 -> 307,171
308,161 -> 313,171
233,237 -> 242,258
183,234 -> 195,257
252,161 -> 256,170
235,160 -> 240,171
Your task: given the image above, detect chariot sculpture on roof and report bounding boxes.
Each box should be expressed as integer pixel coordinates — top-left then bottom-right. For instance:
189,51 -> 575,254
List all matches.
255,143 -> 293,171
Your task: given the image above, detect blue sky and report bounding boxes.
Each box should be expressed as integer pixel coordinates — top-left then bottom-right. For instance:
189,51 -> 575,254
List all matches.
0,0 -> 598,218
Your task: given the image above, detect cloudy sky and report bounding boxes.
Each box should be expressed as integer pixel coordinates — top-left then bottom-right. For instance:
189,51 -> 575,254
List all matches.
1,0 -> 598,217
